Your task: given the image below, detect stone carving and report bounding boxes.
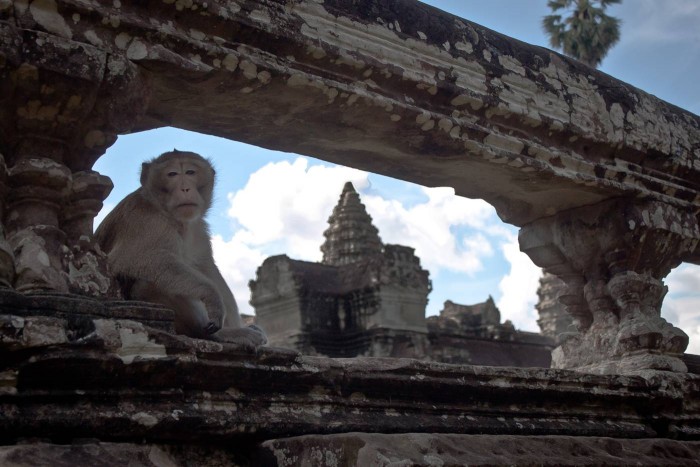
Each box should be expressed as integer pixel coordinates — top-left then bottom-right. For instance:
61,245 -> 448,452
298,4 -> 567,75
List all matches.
6,158 -> 72,292
426,297 -> 552,367
438,297 -> 502,329
2,306 -> 699,463
0,17 -> 150,296
62,170 -> 118,296
520,198 -> 699,374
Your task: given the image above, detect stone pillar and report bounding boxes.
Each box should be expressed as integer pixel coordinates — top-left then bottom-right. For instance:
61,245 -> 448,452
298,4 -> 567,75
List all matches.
0,18 -> 149,296
520,198 -> 699,374
6,154 -> 72,292
61,171 -> 118,296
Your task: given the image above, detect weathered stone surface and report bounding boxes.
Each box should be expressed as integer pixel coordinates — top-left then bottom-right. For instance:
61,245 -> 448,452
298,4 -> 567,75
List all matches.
258,433 -> 700,466
521,198 -> 700,374
2,299 -> 700,442
2,0 -> 697,226
0,289 -> 174,332
2,436 -> 700,466
0,442 -> 247,467
0,7 -> 150,295
426,297 -> 553,367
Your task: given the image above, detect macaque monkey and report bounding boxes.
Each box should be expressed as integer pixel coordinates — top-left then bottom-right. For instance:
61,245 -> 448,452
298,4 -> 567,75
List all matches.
95,150 -> 266,346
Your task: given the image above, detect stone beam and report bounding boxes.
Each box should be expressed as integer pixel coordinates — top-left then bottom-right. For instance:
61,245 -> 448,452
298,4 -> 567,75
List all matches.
3,0 -> 698,226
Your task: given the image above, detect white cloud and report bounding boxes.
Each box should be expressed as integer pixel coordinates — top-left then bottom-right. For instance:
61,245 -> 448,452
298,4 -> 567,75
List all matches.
663,295 -> 700,355
666,263 -> 700,296
226,158 -> 368,261
663,263 -> 700,355
495,232 -> 541,332
364,187 -> 497,275
211,233 -> 267,317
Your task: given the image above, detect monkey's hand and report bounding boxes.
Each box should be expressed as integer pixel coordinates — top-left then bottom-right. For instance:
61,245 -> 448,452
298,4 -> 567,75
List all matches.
210,325 -> 268,347
202,295 -> 226,335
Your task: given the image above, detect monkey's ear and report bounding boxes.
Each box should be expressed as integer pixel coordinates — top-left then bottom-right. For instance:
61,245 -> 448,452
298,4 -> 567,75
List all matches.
140,162 -> 151,186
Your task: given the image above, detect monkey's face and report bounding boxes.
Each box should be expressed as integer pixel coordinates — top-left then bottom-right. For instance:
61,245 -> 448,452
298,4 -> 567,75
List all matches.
151,157 -> 213,222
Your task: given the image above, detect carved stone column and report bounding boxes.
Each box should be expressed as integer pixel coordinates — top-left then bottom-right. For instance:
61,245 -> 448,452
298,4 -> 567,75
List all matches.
6,155 -> 72,292
0,18 -> 149,296
62,171 -> 118,296
520,198 -> 699,374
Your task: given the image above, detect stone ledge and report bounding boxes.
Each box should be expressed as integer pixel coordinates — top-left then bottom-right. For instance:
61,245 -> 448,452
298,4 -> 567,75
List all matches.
0,289 -> 174,332
2,305 -> 699,443
1,435 -> 699,466
258,433 -> 700,466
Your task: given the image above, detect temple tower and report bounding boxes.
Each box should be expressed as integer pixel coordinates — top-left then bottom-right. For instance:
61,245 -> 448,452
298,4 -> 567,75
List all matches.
321,182 -> 382,266
251,181 -> 431,357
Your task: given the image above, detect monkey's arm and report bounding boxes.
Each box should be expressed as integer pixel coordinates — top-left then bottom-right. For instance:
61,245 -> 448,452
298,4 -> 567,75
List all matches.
198,258 -> 242,328
199,262 -> 268,346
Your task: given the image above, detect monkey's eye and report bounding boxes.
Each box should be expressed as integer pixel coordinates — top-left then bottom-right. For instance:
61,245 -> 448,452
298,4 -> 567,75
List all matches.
167,171 -> 178,177
186,169 -> 196,175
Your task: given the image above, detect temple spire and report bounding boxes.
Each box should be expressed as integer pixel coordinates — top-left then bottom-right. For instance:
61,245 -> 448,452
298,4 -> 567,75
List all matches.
321,182 -> 383,266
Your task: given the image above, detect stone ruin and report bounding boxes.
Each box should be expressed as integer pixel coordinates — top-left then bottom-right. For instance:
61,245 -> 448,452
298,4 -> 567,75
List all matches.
251,181 -> 553,367
1,0 -> 700,464
428,298 -> 553,367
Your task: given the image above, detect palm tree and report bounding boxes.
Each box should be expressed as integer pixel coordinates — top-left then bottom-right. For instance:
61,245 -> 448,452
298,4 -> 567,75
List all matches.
543,0 -> 622,68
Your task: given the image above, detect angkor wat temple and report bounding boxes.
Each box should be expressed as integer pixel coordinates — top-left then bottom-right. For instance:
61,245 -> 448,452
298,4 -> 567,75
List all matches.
251,181 -> 553,367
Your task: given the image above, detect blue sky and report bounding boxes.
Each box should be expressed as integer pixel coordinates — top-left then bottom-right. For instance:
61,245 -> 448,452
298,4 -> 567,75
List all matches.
94,1 -> 700,353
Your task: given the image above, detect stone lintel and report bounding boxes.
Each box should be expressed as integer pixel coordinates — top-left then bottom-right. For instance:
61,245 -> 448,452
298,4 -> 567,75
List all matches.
2,302 -> 699,443
2,1 -> 697,224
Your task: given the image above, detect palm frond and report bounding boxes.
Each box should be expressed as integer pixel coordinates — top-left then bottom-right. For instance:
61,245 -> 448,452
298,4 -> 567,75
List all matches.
542,0 -> 622,68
